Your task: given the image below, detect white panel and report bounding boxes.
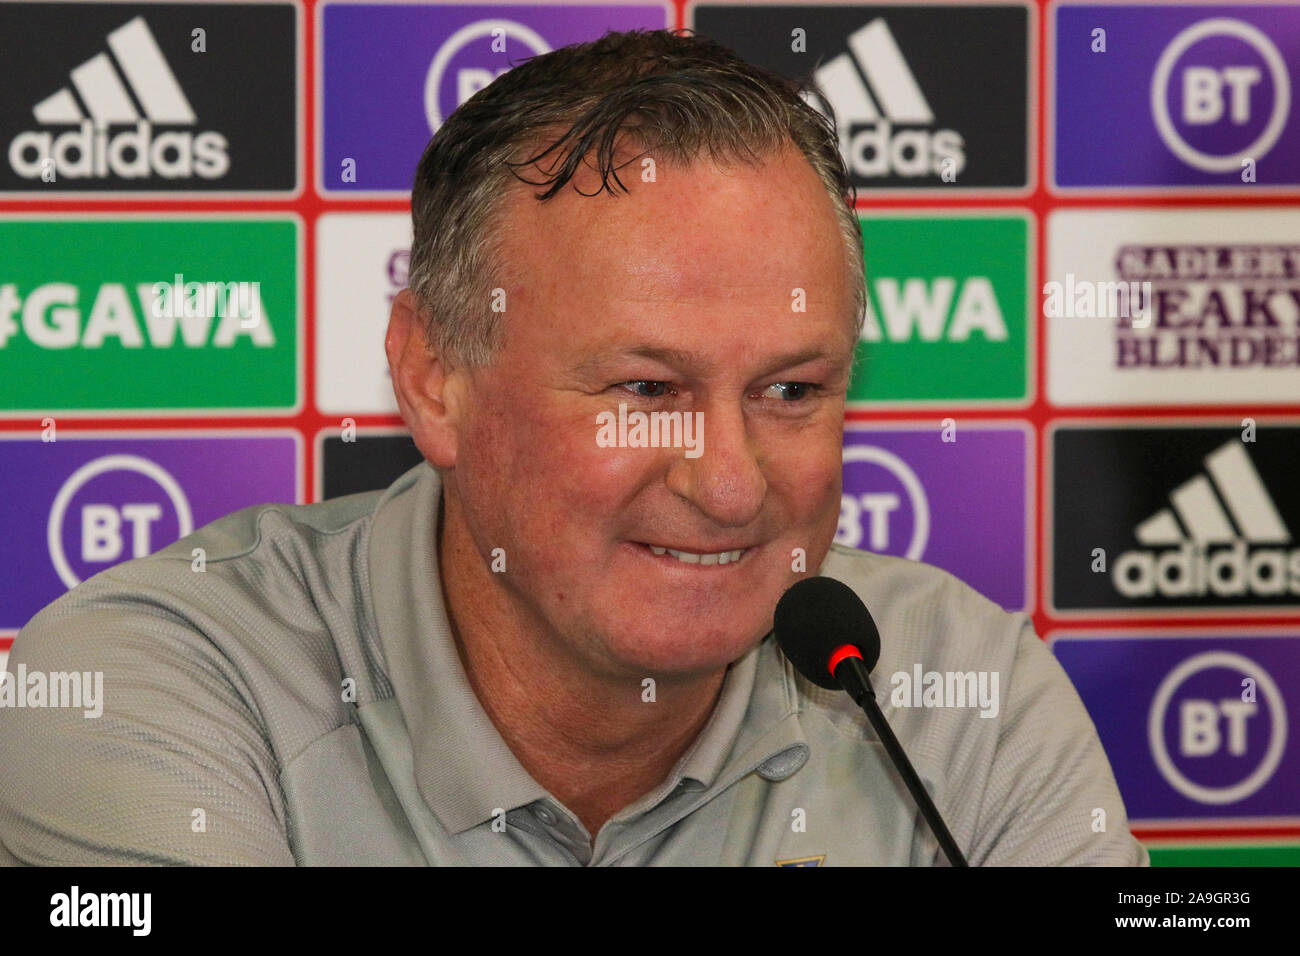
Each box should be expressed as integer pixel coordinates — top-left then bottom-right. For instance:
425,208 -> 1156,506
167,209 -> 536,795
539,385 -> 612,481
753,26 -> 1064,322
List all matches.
315,214 -> 412,414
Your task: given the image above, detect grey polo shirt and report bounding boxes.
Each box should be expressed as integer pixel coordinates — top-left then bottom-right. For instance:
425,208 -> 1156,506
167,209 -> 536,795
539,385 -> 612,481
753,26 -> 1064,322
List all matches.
0,461 -> 1147,866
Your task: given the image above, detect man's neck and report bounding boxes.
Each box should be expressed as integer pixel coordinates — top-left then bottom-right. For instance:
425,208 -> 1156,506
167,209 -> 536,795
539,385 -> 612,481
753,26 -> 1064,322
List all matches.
436,497 -> 728,839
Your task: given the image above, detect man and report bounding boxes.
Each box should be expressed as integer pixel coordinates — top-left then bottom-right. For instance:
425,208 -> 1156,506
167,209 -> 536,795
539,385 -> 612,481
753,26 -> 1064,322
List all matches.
0,29 -> 1146,866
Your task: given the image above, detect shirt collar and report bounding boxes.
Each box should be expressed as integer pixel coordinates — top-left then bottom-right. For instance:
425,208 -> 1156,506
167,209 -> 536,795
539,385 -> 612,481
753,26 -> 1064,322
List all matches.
367,462 -> 807,835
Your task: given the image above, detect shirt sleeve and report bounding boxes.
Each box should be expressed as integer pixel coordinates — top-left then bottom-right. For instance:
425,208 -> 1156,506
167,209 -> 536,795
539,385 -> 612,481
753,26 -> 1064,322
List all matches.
968,618 -> 1149,866
0,587 -> 296,866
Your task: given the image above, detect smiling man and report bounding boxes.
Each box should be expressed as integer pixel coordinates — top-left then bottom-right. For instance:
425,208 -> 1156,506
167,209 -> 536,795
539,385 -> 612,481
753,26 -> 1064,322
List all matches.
0,29 -> 1145,866
392,137 -> 856,839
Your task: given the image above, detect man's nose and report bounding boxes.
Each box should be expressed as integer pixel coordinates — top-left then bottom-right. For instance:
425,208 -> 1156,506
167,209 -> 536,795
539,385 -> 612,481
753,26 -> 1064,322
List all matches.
664,401 -> 766,527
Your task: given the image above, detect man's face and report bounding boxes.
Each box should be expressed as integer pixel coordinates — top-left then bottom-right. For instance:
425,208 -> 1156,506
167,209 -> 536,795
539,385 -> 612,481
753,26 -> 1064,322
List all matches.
444,144 -> 856,681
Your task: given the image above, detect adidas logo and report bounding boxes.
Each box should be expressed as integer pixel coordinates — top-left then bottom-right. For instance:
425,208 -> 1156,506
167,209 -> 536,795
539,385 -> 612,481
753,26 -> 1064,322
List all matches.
7,17 -> 228,181
802,18 -> 965,179
1114,440 -> 1300,598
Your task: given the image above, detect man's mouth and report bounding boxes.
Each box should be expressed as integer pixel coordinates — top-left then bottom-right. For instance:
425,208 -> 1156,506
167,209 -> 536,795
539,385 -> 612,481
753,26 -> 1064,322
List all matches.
638,542 -> 752,566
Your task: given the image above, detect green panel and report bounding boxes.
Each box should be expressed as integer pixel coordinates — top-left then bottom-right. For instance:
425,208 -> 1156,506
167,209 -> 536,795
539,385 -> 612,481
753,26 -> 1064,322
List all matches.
0,219 -> 298,410
850,216 -> 1028,402
1149,844 -> 1300,867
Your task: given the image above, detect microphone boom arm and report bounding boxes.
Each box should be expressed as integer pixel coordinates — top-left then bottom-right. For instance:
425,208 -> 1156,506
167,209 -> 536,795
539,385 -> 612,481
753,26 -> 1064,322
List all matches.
834,656 -> 970,868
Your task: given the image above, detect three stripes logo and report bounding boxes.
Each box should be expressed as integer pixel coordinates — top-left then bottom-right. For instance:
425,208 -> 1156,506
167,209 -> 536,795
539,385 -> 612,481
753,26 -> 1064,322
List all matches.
1114,441 -> 1299,599
802,18 -> 964,179
7,16 -> 228,181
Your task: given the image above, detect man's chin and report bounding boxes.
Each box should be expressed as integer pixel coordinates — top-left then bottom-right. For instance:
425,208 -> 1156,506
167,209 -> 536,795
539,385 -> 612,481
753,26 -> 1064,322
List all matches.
594,616 -> 770,678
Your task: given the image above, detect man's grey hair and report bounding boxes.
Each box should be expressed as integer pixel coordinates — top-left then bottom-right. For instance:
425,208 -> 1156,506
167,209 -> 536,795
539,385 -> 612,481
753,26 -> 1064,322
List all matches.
407,28 -> 866,366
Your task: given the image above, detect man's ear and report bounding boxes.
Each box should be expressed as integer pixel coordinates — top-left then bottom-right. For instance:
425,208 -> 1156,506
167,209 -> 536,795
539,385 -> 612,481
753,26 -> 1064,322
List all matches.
385,289 -> 463,469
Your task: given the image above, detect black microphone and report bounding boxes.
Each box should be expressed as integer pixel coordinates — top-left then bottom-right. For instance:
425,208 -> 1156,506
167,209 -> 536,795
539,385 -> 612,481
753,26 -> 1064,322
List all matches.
773,576 -> 969,867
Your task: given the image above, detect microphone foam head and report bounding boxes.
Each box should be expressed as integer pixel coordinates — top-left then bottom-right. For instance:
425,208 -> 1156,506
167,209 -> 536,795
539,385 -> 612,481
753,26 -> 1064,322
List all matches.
772,576 -> 882,689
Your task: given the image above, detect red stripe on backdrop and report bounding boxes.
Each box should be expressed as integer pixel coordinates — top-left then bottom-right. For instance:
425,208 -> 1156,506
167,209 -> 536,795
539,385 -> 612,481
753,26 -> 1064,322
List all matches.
1135,824 -> 1300,841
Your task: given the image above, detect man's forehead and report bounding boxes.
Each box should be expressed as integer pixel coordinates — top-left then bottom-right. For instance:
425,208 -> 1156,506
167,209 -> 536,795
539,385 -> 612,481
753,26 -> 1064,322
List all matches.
497,151 -> 844,292
570,342 -> 851,376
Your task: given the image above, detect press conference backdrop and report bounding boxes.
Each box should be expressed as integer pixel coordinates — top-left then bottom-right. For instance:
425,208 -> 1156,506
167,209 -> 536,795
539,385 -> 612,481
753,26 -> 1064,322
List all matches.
2,0 -> 1298,866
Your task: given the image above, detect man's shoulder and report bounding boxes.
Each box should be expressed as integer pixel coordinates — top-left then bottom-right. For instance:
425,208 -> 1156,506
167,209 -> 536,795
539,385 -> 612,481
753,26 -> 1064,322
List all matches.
804,544 -> 1147,866
26,487 -> 385,640
0,467 -> 437,864
818,542 -> 1029,667
12,485 -> 398,762
162,488 -> 386,563
785,543 -> 1031,762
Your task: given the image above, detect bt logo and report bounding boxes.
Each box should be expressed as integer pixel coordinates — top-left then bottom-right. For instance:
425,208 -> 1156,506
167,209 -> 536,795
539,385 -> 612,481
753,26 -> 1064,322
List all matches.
1148,651 -> 1286,804
424,20 -> 551,132
1152,18 -> 1290,173
48,455 -> 192,588
836,445 -> 929,560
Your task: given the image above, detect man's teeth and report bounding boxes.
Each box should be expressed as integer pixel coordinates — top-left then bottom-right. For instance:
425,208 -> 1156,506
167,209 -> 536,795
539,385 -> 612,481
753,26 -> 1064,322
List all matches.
648,545 -> 746,565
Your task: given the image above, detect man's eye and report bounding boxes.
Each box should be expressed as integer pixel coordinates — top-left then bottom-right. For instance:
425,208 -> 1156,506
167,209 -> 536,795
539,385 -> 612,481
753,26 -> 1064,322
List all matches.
758,382 -> 816,401
617,380 -> 674,398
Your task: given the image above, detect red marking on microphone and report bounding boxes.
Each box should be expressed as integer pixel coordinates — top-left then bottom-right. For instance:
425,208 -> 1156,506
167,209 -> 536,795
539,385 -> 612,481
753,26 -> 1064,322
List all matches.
827,643 -> 862,676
